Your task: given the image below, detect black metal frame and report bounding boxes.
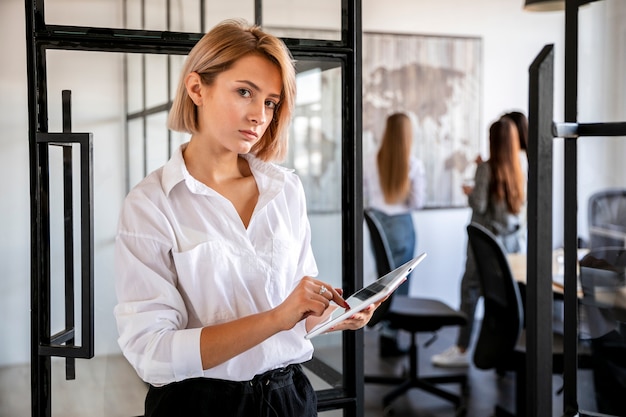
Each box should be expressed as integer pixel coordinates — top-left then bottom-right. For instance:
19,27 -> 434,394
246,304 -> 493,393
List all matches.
26,1 -> 363,416
526,1 -> 626,416
526,43 -> 555,417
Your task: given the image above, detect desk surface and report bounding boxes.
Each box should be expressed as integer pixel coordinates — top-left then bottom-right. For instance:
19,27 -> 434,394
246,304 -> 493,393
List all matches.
507,249 -> 587,296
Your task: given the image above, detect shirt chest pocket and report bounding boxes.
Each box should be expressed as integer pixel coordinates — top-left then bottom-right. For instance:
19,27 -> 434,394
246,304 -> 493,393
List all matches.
172,240 -> 236,324
171,236 -> 301,324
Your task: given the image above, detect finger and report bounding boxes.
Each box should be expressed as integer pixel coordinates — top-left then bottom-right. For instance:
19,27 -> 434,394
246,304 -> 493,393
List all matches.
328,287 -> 350,308
313,280 -> 349,308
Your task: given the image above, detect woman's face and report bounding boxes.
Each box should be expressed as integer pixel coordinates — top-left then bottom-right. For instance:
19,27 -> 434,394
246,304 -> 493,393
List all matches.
194,53 -> 282,155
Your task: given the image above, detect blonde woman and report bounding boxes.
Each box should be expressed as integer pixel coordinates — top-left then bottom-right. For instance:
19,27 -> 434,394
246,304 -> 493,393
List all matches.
363,112 -> 426,357
114,19 -> 380,416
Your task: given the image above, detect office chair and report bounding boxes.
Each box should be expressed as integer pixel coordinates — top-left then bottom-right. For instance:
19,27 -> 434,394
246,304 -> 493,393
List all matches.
579,247 -> 626,416
363,209 -> 468,416
588,188 -> 626,249
467,222 -> 592,417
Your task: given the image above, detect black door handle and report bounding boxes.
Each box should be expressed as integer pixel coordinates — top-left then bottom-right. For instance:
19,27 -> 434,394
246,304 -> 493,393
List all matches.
35,90 -> 94,380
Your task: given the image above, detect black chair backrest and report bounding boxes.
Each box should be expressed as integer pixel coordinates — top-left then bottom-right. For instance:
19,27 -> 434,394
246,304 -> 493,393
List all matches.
364,209 -> 396,327
467,222 -> 524,370
588,188 -> 626,249
579,247 -> 626,322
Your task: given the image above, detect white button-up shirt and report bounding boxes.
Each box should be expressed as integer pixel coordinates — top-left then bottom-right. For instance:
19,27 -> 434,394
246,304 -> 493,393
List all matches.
114,144 -> 318,385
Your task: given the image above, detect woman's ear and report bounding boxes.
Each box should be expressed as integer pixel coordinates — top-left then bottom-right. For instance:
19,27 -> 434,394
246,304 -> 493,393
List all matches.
184,72 -> 203,106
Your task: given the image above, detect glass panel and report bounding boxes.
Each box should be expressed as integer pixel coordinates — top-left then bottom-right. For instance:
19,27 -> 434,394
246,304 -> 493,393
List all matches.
45,0 -> 254,32
42,49 -> 143,416
47,144 -> 145,417
263,0 -> 341,40
145,55 -> 169,109
146,112 -> 170,174
49,356 -> 146,416
48,143 -> 83,344
203,1 -> 255,31
170,130 -> 191,156
573,2 -> 626,415
45,0 -> 124,29
170,55 -> 186,101
127,118 -> 145,189
126,54 -> 144,115
280,57 -> 345,389
143,0 -> 168,31
18,29 -> 350,417
168,0 -> 202,33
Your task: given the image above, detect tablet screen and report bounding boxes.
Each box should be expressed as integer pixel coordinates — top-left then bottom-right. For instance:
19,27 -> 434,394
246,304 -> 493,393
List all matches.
305,252 -> 427,339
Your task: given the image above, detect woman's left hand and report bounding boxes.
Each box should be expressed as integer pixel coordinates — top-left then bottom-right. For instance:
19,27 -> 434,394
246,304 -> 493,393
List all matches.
326,296 -> 387,333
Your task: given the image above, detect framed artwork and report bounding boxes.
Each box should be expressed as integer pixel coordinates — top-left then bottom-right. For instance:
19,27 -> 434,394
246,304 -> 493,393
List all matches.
362,32 -> 482,208
271,28 -> 483,211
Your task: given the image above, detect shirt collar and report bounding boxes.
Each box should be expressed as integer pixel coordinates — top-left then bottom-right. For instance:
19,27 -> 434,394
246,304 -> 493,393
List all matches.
161,143 -> 188,196
160,143 -> 294,198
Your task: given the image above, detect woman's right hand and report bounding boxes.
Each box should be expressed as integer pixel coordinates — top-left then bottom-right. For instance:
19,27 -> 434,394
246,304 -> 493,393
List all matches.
462,184 -> 474,195
273,276 -> 348,331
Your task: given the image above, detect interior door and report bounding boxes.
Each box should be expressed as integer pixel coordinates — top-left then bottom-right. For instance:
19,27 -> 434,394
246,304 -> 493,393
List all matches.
25,1 -> 362,416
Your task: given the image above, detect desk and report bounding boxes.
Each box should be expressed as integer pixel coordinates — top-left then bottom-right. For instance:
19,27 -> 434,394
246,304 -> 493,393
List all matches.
507,249 -> 587,297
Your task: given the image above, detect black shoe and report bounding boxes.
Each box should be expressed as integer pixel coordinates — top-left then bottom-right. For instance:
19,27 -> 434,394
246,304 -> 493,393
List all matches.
379,336 -> 408,358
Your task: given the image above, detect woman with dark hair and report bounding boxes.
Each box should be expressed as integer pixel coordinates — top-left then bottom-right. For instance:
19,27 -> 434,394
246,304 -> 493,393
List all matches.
363,112 -> 426,357
432,116 -> 526,367
503,111 -> 528,153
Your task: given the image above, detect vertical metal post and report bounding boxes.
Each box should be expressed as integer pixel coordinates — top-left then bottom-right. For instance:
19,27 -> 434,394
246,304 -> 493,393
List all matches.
563,0 -> 580,414
527,44 -> 555,417
343,0 -> 363,416
61,91 -> 76,380
26,0 -> 52,415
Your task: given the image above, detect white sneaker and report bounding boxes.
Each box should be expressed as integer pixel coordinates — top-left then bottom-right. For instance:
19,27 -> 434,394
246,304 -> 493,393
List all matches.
431,346 -> 469,367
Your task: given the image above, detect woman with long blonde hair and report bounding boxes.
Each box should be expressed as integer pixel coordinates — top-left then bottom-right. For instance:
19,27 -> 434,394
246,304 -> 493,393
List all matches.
363,112 -> 426,356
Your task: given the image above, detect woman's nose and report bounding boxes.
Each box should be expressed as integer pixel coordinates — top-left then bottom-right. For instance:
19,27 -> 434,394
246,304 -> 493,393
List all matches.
248,100 -> 267,125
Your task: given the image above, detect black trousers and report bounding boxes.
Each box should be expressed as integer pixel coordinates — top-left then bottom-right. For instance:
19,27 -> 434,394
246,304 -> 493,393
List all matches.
145,364 -> 317,417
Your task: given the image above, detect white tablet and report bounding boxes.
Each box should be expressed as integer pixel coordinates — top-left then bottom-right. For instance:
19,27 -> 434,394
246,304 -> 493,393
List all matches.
304,252 -> 427,339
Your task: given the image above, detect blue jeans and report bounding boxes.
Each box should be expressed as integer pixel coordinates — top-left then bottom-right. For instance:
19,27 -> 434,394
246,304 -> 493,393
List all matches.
369,209 -> 416,296
145,364 -> 317,417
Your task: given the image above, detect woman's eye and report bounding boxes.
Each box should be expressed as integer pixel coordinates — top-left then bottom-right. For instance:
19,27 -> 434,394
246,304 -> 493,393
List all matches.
265,100 -> 278,110
238,88 -> 251,98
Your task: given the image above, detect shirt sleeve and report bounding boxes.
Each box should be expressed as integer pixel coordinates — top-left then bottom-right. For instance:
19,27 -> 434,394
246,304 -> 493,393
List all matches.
113,197 -> 204,386
468,162 -> 490,215
292,174 -> 319,280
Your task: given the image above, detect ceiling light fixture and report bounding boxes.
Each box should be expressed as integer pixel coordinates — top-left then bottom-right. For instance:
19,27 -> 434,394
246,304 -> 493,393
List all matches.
523,0 -> 565,11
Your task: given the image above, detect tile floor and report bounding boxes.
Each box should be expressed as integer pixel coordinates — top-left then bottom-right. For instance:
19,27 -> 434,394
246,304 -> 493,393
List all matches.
0,326 -> 600,417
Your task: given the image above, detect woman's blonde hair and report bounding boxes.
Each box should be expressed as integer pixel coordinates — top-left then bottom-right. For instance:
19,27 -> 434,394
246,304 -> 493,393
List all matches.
168,19 -> 296,162
377,113 -> 413,204
488,117 -> 525,214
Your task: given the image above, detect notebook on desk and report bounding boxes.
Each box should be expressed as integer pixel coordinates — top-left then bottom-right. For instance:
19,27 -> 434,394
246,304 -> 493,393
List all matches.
304,252 -> 427,339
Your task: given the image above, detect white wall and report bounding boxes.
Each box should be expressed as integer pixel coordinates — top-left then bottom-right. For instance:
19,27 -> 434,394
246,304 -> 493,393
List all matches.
1,0 -> 624,367
0,0 -> 31,369
576,0 -> 626,238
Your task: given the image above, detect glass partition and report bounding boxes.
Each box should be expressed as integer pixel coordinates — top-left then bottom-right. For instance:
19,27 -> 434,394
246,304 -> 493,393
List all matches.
26,1 -> 361,415
45,0 -> 255,32
263,0 -> 342,40
20,46 -> 348,417
282,59 -> 345,391
568,2 -> 626,415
